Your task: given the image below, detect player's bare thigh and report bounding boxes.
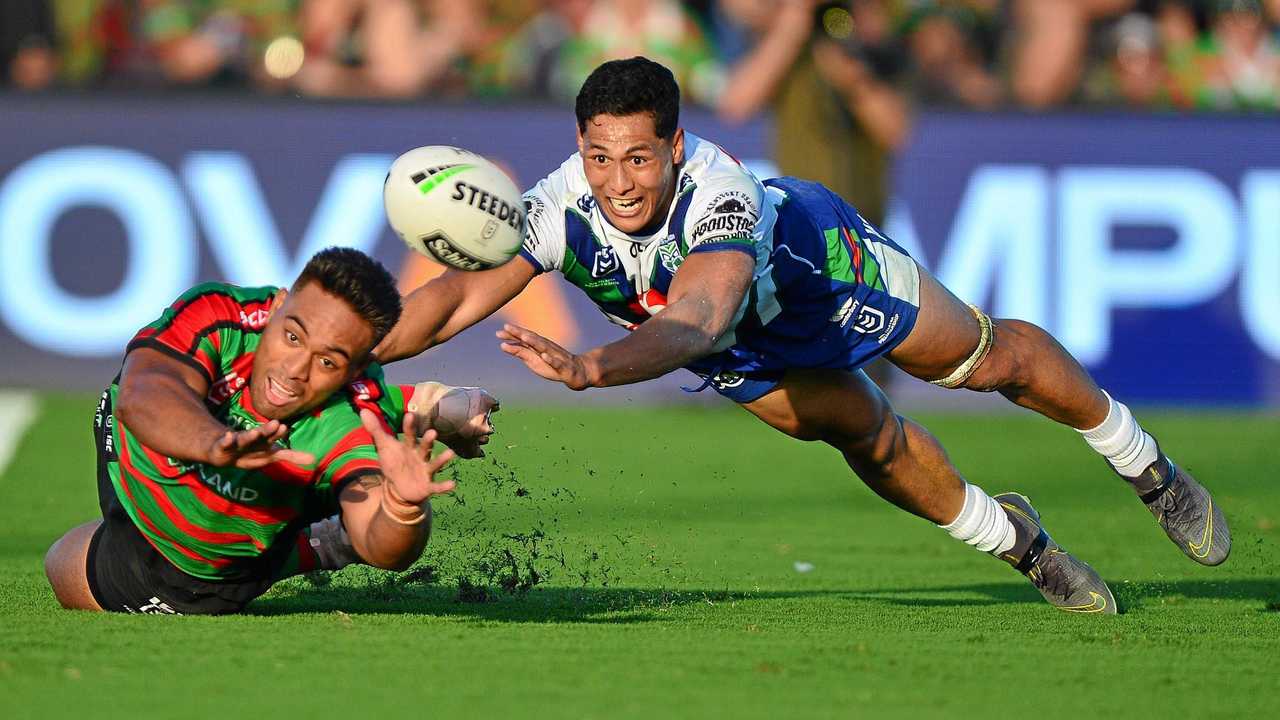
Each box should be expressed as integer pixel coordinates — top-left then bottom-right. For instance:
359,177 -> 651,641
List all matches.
44,520 -> 104,611
887,261 -> 983,381
739,368 -> 891,445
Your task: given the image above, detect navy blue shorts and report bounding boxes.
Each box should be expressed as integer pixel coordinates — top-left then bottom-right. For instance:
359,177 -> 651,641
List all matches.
685,178 -> 920,404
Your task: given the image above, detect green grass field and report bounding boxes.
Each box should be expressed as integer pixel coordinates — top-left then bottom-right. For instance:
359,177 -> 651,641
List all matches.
1,394 -> 1277,718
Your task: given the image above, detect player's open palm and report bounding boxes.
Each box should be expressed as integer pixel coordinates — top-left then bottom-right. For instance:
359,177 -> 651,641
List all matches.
497,323 -> 591,390
359,409 -> 456,505
208,420 -> 316,470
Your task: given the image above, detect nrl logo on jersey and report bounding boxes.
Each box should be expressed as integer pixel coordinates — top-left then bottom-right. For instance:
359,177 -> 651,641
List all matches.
591,244 -> 621,278
577,194 -> 596,214
658,236 -> 684,274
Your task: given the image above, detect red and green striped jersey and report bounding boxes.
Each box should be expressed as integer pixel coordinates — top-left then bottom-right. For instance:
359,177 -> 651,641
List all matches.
107,282 -> 414,581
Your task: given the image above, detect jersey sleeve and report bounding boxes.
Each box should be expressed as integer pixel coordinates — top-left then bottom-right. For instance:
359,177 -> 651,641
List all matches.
682,170 -> 764,258
125,282 -> 275,385
518,168 -> 571,274
316,367 -> 414,493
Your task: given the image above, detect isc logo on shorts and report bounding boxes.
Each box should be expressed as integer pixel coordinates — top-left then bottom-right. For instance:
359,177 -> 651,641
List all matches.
129,596 -> 180,615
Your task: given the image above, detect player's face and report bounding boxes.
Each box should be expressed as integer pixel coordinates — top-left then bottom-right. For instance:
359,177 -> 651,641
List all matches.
578,112 -> 685,234
249,282 -> 375,420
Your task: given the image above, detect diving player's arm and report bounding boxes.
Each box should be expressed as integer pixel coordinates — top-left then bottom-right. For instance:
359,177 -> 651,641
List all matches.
338,411 -> 456,571
374,256 -> 538,363
498,250 -> 755,389
581,251 -> 754,386
116,349 -> 314,469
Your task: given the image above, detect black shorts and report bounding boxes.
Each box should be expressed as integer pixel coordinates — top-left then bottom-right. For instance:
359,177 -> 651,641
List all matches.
86,389 -> 282,615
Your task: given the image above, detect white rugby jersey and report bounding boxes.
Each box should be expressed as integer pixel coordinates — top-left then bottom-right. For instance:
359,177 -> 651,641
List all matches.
518,133 -> 780,348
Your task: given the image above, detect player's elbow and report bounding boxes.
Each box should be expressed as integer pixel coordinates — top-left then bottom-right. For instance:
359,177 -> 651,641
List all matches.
368,554 -> 419,572
692,326 -> 725,358
114,381 -> 146,431
352,541 -> 422,572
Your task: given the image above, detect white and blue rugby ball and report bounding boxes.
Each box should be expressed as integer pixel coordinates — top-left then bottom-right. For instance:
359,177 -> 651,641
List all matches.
384,146 -> 526,271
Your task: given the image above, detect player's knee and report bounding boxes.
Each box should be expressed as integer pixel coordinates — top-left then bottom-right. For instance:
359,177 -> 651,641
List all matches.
961,318 -> 1037,393
761,413 -> 825,442
43,522 -> 101,610
828,411 -> 903,474
44,533 -> 79,609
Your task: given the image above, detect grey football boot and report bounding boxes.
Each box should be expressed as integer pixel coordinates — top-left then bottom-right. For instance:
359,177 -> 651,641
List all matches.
1123,451 -> 1230,566
992,492 -> 1117,615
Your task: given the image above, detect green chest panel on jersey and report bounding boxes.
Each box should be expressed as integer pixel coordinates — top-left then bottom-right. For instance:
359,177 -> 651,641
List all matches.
555,187 -> 698,326
560,210 -> 630,306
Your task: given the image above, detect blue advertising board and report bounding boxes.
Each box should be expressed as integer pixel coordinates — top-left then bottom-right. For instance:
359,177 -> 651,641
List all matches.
0,96 -> 1277,405
890,112 -> 1280,405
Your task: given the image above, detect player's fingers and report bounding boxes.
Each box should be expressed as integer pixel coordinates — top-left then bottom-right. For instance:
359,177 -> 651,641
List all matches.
400,412 -> 419,451
215,430 -> 236,452
419,429 -> 439,458
235,426 -> 266,450
359,408 -> 391,446
420,428 -> 438,445
427,447 -> 456,474
273,448 -> 316,467
502,323 -> 549,349
264,421 -> 289,444
411,430 -> 433,462
501,343 -> 543,368
428,479 -> 457,496
234,456 -> 269,470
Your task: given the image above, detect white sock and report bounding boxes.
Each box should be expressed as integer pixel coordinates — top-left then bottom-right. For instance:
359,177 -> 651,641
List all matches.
940,482 -> 1017,555
1078,391 -> 1159,478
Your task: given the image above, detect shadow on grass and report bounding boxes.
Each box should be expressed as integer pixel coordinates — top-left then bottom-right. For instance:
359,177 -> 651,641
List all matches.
247,584 -> 822,623
853,577 -> 1280,614
246,577 -> 1279,621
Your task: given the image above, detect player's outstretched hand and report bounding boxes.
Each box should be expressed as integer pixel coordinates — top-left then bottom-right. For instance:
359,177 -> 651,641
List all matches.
207,420 -> 317,470
497,323 -> 591,391
359,409 -> 456,506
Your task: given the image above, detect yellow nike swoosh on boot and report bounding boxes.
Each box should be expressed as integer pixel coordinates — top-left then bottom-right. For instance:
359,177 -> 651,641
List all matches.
1060,591 -> 1110,613
1187,499 -> 1214,559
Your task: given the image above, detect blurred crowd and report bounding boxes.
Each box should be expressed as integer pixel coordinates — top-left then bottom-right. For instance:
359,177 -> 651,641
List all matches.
4,0 -> 1280,113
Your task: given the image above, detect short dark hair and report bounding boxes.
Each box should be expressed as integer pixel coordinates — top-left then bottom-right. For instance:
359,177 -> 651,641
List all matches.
575,57 -> 680,139
292,247 -> 401,343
